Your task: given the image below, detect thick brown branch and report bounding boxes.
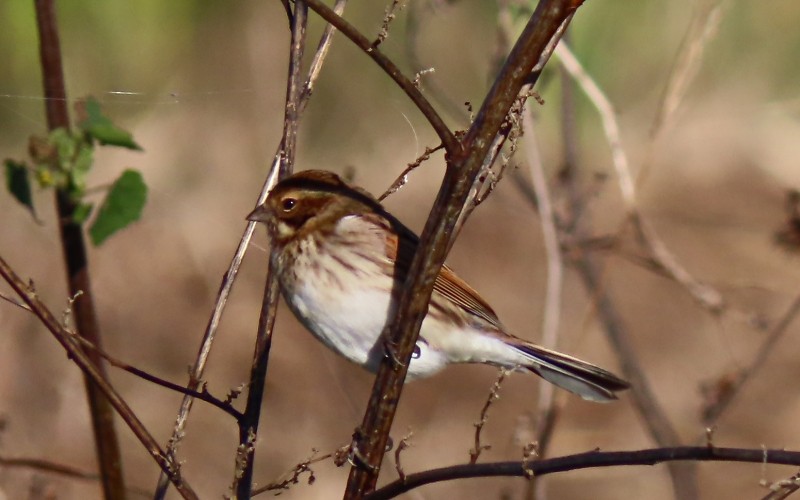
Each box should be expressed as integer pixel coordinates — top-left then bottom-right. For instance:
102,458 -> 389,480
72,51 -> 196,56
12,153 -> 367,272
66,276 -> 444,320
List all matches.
345,1 -> 583,496
33,1 -> 125,497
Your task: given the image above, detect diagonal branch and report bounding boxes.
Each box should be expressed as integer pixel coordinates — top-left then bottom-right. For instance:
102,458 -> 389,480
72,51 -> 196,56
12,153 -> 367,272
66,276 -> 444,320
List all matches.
344,1 -> 585,496
0,255 -> 199,500
701,291 -> 800,427
304,0 -> 458,155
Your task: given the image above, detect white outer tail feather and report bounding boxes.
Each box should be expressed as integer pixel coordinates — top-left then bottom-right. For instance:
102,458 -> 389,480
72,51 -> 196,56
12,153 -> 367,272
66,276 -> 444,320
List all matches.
511,342 -> 629,403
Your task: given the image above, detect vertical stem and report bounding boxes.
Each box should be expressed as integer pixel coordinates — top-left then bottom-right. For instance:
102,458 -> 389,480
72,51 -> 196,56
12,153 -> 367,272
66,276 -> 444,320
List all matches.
33,1 -> 126,499
231,1 -> 308,497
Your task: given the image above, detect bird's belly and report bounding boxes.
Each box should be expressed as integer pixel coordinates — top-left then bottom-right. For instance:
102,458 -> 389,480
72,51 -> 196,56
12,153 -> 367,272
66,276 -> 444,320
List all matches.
286,278 -> 391,368
281,269 -> 449,378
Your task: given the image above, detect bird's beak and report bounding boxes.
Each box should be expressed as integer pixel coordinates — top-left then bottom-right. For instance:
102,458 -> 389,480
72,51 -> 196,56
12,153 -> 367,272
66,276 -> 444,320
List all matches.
246,204 -> 270,223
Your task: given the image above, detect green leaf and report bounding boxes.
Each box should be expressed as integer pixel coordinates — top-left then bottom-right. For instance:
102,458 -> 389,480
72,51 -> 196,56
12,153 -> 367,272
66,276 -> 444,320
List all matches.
89,169 -> 147,245
72,201 -> 93,224
4,159 -> 35,215
78,97 -> 142,151
70,142 -> 95,194
49,128 -> 77,170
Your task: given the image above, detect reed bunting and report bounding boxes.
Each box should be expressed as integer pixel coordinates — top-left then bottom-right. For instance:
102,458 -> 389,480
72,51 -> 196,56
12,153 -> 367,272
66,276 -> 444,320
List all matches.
247,170 -> 629,402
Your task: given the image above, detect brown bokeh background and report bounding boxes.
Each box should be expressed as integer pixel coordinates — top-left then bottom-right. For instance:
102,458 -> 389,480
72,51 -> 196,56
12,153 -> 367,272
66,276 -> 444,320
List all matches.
2,1 -> 800,499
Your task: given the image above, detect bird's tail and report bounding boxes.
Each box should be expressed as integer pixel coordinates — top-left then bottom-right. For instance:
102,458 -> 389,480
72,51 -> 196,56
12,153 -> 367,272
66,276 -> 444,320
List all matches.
511,341 -> 630,403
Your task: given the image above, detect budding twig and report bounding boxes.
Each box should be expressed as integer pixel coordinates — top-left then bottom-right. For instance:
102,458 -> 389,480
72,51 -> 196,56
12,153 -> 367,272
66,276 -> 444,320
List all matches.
469,368 -> 511,464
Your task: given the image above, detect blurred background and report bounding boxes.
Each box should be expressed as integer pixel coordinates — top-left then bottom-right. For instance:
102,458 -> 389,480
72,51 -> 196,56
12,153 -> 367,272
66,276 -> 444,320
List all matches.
2,1 -> 800,499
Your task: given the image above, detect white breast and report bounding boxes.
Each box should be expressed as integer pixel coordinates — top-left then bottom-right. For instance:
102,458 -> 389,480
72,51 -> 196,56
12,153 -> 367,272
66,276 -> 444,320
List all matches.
276,215 -> 450,378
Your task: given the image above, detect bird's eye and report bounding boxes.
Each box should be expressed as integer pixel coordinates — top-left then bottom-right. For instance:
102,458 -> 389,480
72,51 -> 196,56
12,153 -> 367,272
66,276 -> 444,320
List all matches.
281,197 -> 297,212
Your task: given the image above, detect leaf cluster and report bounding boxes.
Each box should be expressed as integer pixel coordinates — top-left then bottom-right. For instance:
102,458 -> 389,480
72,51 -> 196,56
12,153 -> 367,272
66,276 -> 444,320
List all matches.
4,96 -> 147,245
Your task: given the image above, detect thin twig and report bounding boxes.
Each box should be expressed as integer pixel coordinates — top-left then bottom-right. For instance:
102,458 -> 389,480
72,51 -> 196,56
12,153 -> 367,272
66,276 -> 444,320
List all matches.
521,86 -> 565,500
394,430 -> 414,483
379,144 -> 444,201
301,0 -> 349,103
71,336 -> 243,419
469,369 -> 510,464
555,41 -> 725,314
367,446 -> 800,500
374,0 -> 402,47
232,2 -> 308,497
251,444 -> 350,496
0,455 -> 99,481
541,46 -> 698,494
639,0 -> 728,187
0,456 -> 153,498
565,218 -> 698,499
153,2 -> 348,498
405,1 -> 472,123
0,255 -> 198,500
0,291 -> 31,311
305,0 -> 459,154
451,88 -> 532,242
701,291 -> 800,427
761,470 -> 800,500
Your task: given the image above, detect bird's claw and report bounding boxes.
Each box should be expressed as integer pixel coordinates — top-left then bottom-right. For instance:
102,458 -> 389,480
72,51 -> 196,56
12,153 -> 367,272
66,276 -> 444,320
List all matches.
348,429 -> 380,472
382,336 -> 406,369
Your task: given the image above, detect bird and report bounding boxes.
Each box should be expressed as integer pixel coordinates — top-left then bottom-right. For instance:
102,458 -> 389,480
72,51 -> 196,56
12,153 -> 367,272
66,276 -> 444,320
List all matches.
247,170 -> 629,402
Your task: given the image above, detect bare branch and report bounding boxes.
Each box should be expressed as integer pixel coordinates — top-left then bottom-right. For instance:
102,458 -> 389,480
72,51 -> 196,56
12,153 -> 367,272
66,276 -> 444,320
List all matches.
379,144 -> 444,201
701,291 -> 800,426
71,335 -> 243,420
374,0 -> 403,47
0,255 -> 198,499
367,446 -> 800,500
232,1 -> 308,497
346,2 -> 583,495
555,41 -> 725,315
521,94 -> 565,500
469,369 -> 510,464
305,0 -> 459,154
544,54 -> 699,493
154,2 -> 349,498
33,1 -> 125,496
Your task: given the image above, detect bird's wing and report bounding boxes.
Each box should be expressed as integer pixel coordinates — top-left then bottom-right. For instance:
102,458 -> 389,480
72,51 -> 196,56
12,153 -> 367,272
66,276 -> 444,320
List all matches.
365,210 -> 504,330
